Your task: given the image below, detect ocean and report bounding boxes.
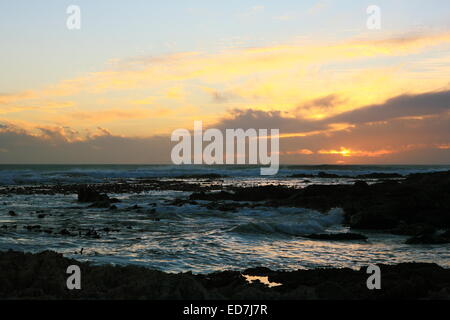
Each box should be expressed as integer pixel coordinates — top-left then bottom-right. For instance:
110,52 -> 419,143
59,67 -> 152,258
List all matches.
0,164 -> 449,273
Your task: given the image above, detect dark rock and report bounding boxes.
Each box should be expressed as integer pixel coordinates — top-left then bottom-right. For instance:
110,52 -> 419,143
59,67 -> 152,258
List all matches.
89,200 -> 111,208
8,211 -> 16,216
317,172 -> 341,178
243,267 -> 273,276
355,173 -> 403,179
59,229 -> 72,236
37,214 -> 46,219
86,229 -> 101,239
25,225 -> 41,231
206,202 -> 238,212
289,172 -> 345,178
191,186 -> 295,202
353,180 -> 369,189
406,231 -> 450,244
169,198 -> 190,206
391,223 -> 435,236
303,233 -> 368,241
0,250 -> 449,299
77,186 -> 110,203
349,209 -> 398,230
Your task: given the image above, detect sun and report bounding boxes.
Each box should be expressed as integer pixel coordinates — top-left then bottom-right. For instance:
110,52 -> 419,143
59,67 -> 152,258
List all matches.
319,147 -> 353,157
338,147 -> 352,157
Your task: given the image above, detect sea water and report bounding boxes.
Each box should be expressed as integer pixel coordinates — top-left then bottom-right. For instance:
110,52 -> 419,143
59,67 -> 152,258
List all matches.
0,164 -> 449,273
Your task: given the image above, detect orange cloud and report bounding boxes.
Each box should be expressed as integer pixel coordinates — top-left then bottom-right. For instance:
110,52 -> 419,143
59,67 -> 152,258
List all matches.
2,31 -> 450,135
285,149 -> 314,155
65,108 -> 172,124
436,144 -> 450,150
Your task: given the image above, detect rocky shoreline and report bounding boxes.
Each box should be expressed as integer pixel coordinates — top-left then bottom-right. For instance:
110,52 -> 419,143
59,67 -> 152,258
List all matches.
0,250 -> 449,300
1,171 -> 450,299
189,171 -> 450,242
1,170 -> 450,244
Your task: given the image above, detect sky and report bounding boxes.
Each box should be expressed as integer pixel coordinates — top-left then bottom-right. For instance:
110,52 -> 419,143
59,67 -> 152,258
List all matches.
1,0 -> 450,164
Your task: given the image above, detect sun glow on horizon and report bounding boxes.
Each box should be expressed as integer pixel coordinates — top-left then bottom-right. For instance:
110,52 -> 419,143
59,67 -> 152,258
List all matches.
318,147 -> 393,158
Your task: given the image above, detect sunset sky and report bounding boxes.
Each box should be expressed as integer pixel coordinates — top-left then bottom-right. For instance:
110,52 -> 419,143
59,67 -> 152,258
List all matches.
1,0 -> 450,164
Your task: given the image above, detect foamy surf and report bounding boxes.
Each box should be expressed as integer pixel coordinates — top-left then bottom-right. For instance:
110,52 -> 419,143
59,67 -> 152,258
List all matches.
230,208 -> 344,236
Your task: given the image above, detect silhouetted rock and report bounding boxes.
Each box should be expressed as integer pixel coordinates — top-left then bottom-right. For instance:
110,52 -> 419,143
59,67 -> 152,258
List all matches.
405,231 -> 450,244
317,172 -> 341,178
289,172 -> 403,179
77,185 -> 110,203
59,229 -> 72,236
303,233 -> 368,241
85,229 -> 101,239
0,250 -> 448,300
88,200 -> 111,208
392,222 -> 436,236
349,208 -> 398,230
355,173 -> 403,179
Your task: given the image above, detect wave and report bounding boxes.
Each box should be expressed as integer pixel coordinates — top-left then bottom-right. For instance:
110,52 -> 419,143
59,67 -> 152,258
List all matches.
230,208 -> 344,236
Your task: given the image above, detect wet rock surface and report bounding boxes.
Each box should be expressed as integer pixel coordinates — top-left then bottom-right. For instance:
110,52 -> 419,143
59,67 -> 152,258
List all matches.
303,233 -> 368,241
0,250 -> 448,300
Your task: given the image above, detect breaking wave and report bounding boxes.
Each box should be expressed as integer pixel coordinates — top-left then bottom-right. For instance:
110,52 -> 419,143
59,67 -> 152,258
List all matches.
230,208 -> 344,236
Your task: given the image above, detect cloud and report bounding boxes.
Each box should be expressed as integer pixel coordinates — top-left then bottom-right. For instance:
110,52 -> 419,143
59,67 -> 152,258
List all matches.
1,29 -> 450,164
295,94 -> 347,119
10,31 -> 450,100
325,90 -> 450,124
0,124 -> 172,164
201,89 -> 450,163
284,149 -> 314,155
2,30 -> 450,135
212,108 -> 323,134
1,96 -> 450,164
58,108 -> 172,124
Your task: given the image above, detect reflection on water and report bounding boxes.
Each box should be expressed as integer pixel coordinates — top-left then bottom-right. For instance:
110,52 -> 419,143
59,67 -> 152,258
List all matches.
243,275 -> 282,288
